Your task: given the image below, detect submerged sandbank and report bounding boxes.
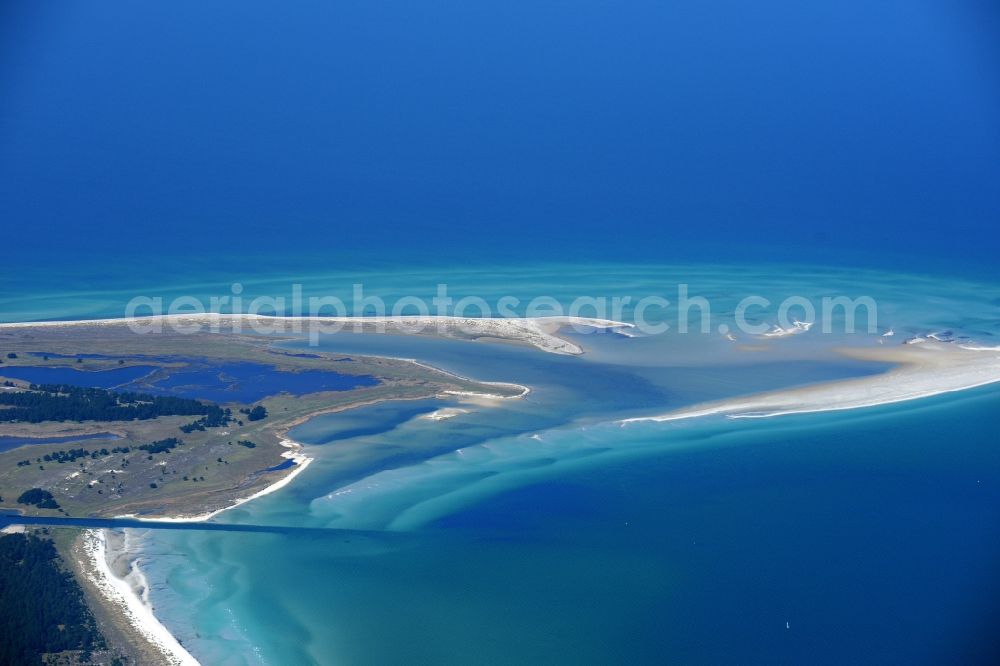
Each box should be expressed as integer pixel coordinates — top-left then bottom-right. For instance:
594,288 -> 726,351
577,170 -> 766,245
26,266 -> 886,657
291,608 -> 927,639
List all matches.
622,342 -> 1000,423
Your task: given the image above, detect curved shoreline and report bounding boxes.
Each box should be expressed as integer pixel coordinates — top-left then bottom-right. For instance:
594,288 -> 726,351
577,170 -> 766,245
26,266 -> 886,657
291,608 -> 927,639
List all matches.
86,442 -> 315,665
83,362 -> 534,663
116,438 -> 314,524
82,529 -> 200,666
402,357 -> 531,399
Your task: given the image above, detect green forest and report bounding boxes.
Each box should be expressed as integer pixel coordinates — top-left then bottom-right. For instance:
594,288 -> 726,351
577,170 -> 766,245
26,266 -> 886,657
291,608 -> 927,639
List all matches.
0,384 -> 222,423
0,532 -> 107,665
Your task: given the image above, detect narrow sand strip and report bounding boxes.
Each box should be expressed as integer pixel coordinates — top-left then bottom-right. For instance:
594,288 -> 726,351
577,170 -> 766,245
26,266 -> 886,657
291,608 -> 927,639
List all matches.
82,529 -> 200,666
421,407 -> 470,421
622,342 -> 1000,423
0,314 -> 633,355
402,357 -> 531,398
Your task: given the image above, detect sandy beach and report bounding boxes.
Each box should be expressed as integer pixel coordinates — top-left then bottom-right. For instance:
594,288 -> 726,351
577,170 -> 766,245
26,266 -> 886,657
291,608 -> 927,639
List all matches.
421,407 -> 470,421
79,438 -> 316,665
81,529 -> 200,666
86,390 -> 520,662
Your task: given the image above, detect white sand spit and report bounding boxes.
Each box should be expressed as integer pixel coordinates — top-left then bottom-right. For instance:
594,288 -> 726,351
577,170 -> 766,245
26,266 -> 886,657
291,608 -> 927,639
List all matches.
0,314 -> 632,355
622,342 -> 1000,423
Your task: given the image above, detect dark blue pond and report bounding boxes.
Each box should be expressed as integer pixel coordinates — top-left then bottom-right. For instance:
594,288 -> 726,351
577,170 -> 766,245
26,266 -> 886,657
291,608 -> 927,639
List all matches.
27,352 -> 119,360
0,432 -> 121,454
1,360 -> 378,404
133,362 -> 378,403
0,365 -> 158,388
262,459 -> 296,473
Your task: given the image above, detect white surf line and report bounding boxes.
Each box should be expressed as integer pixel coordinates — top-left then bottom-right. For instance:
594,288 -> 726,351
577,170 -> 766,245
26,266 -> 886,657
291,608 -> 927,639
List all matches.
761,320 -> 813,338
420,407 -> 470,421
0,314 -> 634,355
399,357 -> 532,399
82,529 -> 200,666
621,342 -> 1000,424
117,439 -> 313,523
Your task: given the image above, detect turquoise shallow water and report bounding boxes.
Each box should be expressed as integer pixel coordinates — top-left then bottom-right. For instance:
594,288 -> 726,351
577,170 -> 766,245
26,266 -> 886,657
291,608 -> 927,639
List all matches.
136,383 -> 1000,665
69,264 -> 986,665
3,262 -> 999,337
3,263 -> 999,664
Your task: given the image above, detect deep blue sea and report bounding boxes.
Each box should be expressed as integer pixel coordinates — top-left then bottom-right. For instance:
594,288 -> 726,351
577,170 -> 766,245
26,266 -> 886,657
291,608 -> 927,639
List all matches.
1,0 -> 999,283
2,1 -> 999,664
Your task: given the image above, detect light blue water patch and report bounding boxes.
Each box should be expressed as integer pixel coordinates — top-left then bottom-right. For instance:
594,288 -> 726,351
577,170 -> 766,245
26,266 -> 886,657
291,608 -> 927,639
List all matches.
291,398 -> 451,446
3,264 -> 999,340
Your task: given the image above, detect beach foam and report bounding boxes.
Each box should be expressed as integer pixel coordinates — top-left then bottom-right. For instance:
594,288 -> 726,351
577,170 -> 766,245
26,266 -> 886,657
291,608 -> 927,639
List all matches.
421,407 -> 470,421
82,529 -> 200,666
762,320 -> 813,338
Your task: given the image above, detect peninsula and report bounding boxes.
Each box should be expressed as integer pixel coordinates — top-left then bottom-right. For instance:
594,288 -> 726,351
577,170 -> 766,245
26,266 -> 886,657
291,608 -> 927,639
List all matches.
0,322 -> 528,521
